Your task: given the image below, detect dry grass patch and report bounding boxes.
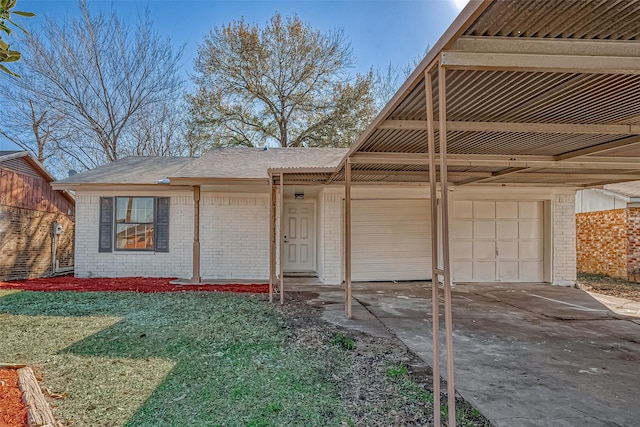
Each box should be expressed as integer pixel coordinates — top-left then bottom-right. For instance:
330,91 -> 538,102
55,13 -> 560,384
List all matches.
0,313 -> 120,359
576,273 -> 640,302
43,355 -> 175,426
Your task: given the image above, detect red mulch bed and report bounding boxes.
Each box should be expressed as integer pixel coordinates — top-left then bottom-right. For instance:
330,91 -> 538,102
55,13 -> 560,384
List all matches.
0,276 -> 268,293
0,369 -> 28,427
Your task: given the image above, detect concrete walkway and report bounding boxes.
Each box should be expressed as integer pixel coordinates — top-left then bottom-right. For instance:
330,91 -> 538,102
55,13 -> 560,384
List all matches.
587,291 -> 640,319
292,281 -> 640,427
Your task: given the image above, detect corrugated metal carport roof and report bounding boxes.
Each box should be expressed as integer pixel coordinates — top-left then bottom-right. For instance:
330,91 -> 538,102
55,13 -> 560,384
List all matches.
317,0 -> 640,188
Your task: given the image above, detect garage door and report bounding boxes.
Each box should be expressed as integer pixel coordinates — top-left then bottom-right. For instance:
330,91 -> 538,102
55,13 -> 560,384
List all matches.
352,199 -> 431,281
451,201 -> 544,282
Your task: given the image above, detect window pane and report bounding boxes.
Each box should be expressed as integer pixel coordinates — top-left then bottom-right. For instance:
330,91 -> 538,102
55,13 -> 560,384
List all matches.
116,223 -> 154,250
116,197 -> 154,223
116,197 -> 128,223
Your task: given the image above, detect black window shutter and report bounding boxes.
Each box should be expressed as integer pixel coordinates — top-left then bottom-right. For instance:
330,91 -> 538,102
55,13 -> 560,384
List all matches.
155,197 -> 170,252
99,197 -> 113,252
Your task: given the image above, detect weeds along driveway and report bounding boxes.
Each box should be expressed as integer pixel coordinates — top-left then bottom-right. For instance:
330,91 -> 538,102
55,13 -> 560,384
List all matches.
314,282 -> 640,427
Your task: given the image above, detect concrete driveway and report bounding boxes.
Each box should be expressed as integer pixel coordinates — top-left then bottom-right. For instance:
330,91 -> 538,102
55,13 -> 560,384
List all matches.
297,281 -> 640,427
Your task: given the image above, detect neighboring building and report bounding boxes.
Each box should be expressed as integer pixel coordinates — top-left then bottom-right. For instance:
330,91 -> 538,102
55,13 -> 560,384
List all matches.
0,151 -> 75,281
576,184 -> 640,279
53,147 -> 576,286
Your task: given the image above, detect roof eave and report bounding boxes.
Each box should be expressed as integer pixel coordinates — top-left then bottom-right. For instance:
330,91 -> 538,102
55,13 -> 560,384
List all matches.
167,177 -> 270,186
267,167 -> 336,174
50,182 -> 194,191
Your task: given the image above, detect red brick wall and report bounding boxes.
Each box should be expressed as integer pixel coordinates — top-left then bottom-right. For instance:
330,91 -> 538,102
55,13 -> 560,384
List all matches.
0,168 -> 75,281
626,207 -> 640,277
0,206 -> 75,280
576,209 -> 628,278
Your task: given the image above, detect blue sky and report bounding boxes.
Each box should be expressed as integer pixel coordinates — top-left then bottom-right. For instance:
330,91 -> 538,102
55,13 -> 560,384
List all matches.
2,0 -> 467,152
20,0 -> 465,78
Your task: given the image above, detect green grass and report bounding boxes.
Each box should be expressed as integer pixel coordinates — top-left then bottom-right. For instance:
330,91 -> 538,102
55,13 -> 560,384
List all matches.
0,290 -> 346,426
386,365 -> 409,378
330,332 -> 355,351
389,367 -> 435,405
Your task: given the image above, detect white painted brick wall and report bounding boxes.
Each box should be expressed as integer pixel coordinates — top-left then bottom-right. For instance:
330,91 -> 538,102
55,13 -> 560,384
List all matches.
321,189 -> 343,284
553,193 -> 577,285
74,192 -> 193,278
74,186 -> 576,286
200,194 -> 269,280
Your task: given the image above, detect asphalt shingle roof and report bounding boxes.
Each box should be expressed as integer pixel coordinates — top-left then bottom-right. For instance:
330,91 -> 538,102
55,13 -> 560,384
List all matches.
53,147 -> 348,185
171,147 -> 347,180
55,156 -> 194,185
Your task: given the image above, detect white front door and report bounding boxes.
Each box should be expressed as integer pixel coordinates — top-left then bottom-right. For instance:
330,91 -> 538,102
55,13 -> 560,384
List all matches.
284,203 -> 315,272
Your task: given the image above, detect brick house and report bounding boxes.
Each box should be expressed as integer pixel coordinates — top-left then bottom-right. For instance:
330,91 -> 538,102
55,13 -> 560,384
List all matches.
52,148 -> 577,286
576,183 -> 640,279
0,151 -> 75,280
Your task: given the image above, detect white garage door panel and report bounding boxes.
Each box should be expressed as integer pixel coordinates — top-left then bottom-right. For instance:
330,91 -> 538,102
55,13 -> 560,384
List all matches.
452,200 -> 544,282
352,199 -> 431,281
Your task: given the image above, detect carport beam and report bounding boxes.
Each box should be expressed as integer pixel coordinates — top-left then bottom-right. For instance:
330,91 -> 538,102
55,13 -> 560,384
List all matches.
345,160 -> 352,319
425,66 -> 441,427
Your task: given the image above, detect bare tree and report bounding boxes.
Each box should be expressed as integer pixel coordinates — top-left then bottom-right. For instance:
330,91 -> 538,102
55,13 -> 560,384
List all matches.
125,96 -> 189,157
0,1 -> 185,173
189,13 -> 375,149
371,46 -> 430,113
0,99 -> 64,162
372,62 -> 407,114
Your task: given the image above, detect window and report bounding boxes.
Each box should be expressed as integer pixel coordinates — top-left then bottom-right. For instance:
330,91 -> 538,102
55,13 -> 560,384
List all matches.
116,197 -> 155,250
99,196 -> 170,252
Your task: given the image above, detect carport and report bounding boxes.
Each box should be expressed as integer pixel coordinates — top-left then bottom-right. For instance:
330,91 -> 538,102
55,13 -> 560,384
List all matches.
269,1 -> 640,424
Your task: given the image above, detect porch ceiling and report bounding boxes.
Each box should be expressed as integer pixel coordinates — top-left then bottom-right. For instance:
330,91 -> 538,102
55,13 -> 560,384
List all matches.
324,0 -> 640,188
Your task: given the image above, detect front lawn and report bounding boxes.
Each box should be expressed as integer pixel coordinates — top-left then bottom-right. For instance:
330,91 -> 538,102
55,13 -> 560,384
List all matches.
0,289 -> 491,426
0,290 -> 346,426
